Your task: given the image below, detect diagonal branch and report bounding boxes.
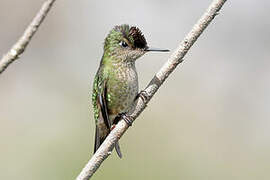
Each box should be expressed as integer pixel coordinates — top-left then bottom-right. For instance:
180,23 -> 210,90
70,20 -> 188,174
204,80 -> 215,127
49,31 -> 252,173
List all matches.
0,0 -> 56,74
77,0 -> 227,179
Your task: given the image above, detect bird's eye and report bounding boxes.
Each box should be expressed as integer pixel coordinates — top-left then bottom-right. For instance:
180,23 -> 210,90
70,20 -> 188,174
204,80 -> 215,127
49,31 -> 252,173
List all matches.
119,41 -> 128,48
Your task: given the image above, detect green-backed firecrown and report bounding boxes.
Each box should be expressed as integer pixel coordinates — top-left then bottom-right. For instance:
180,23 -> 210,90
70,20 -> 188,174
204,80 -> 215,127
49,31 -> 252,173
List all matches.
92,24 -> 169,158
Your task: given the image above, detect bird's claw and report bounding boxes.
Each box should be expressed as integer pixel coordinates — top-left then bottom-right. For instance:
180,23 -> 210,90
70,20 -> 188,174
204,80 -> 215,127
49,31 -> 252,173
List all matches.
121,113 -> 134,127
114,113 -> 134,126
136,90 -> 148,103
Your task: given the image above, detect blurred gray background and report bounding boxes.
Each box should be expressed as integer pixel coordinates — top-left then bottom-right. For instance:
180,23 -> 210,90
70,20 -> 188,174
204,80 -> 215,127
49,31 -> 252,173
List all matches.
0,0 -> 270,179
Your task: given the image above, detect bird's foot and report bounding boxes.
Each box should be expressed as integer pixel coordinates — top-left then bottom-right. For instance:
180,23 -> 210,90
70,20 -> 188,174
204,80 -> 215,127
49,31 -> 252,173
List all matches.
122,113 -> 134,126
136,90 -> 148,103
113,113 -> 134,127
118,113 -> 134,126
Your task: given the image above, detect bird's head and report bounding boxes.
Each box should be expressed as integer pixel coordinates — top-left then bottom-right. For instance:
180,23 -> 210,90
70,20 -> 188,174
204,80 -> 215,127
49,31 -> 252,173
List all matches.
103,24 -> 169,64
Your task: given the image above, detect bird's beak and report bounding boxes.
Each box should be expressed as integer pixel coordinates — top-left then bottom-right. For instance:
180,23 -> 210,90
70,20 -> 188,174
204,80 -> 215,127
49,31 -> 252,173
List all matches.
145,47 -> 170,52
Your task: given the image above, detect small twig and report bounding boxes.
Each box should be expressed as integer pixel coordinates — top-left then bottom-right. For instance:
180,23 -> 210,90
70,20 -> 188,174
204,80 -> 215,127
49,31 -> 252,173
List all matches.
76,0 -> 227,179
0,0 -> 56,74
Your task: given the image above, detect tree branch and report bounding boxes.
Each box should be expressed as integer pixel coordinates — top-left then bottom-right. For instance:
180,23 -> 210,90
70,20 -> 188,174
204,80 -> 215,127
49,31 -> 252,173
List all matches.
0,0 -> 56,74
77,0 -> 227,179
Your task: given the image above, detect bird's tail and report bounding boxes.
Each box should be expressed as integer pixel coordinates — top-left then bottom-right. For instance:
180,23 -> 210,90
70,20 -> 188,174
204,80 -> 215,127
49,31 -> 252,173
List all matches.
94,125 -> 103,153
94,125 -> 122,158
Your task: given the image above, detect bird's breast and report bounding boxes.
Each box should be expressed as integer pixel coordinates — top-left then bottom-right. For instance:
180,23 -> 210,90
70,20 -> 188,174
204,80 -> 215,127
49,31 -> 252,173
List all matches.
107,65 -> 138,116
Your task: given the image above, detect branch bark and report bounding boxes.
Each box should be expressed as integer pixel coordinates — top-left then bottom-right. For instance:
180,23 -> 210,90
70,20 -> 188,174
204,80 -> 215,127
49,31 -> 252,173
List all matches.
77,0 -> 227,179
0,0 -> 56,74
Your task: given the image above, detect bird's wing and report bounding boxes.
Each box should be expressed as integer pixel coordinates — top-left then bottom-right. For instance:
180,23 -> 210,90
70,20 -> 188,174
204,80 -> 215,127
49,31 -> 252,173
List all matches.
93,73 -> 110,153
93,69 -> 122,158
98,80 -> 111,129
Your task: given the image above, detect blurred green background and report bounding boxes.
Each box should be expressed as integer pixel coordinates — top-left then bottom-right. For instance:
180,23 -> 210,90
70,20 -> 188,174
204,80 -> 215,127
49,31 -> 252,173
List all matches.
1,0 -> 270,179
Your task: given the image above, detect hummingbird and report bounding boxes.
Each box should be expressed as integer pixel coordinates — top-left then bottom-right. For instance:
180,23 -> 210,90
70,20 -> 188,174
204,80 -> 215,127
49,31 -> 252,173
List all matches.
92,24 -> 169,158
